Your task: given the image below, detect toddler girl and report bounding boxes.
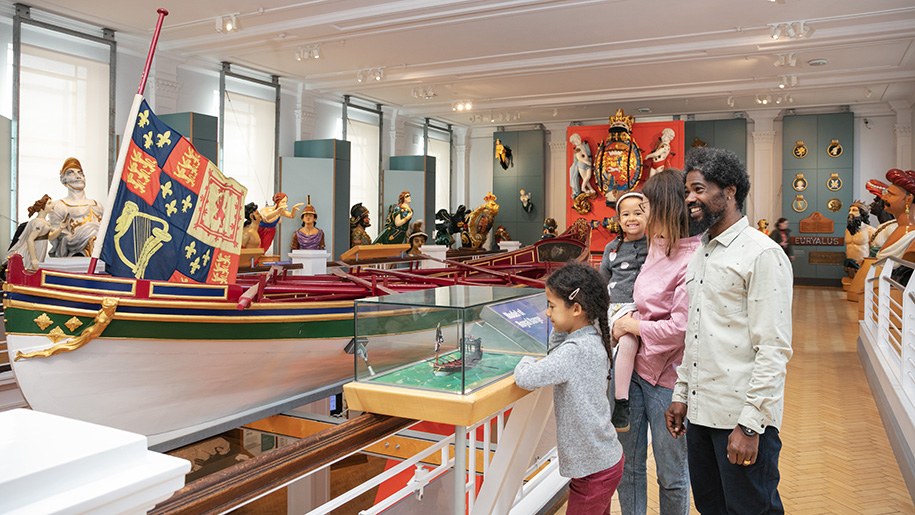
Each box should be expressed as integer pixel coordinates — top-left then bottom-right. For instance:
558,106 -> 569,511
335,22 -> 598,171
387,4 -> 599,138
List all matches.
599,191 -> 649,432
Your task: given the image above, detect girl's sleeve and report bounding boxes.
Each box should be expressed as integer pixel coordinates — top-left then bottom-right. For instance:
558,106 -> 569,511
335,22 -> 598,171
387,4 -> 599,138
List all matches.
514,342 -> 577,390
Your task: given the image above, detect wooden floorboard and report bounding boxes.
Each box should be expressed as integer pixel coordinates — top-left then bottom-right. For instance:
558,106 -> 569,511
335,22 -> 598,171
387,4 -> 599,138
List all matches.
554,285 -> 915,514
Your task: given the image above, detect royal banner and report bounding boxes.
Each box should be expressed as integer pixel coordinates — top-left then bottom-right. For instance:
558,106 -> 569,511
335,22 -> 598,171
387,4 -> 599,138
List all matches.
100,100 -> 247,284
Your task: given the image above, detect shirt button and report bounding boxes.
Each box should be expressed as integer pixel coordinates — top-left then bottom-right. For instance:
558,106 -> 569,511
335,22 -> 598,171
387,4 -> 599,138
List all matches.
692,390 -> 696,395
700,280 -> 703,284
693,363 -> 697,367
705,253 -> 709,257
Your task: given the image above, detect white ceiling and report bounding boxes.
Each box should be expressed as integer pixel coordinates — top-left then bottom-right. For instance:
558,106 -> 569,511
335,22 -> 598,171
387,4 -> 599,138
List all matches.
6,0 -> 915,125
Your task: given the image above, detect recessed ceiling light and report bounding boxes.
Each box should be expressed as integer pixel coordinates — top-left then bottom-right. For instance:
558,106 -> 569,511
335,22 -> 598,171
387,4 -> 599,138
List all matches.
807,58 -> 828,66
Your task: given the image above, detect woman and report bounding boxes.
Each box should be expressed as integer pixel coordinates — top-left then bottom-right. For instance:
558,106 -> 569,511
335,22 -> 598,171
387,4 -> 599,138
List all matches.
374,191 -> 413,244
257,192 -> 304,251
6,194 -> 61,270
611,169 -> 699,515
769,217 -> 794,260
290,197 -> 325,250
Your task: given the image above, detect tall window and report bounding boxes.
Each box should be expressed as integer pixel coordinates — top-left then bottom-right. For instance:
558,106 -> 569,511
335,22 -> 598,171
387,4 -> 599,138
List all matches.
18,44 -> 108,218
348,119 -> 380,239
222,90 -> 275,208
427,136 -> 451,210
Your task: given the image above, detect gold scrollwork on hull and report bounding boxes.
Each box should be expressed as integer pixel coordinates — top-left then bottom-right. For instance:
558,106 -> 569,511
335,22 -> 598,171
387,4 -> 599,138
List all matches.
15,298 -> 119,361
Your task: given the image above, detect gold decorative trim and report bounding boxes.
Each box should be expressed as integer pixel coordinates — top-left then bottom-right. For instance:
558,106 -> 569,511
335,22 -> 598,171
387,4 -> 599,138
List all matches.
5,298 -> 354,324
792,194 -> 808,213
47,326 -> 67,343
792,173 -> 808,192
826,172 -> 843,192
793,140 -> 808,159
40,270 -> 137,295
827,198 -> 843,212
33,313 -> 52,331
827,139 -> 843,158
65,317 -> 84,332
16,298 -> 119,361
5,284 -> 352,311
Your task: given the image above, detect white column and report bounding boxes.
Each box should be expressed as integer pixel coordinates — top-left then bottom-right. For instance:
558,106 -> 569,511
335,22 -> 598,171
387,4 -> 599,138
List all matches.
468,127 -> 495,208
296,87 -> 318,141
151,55 -> 181,114
746,109 -> 781,224
543,123 -> 569,229
453,127 -> 469,208
890,100 -> 913,170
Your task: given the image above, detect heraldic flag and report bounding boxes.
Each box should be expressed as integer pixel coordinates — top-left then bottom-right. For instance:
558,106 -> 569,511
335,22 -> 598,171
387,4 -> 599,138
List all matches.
100,99 -> 247,285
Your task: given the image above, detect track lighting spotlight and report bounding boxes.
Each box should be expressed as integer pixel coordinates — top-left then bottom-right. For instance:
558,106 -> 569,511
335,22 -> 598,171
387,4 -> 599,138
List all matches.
355,67 -> 384,83
727,96 -> 735,108
770,21 -> 814,41
451,100 -> 473,112
295,44 -> 322,62
215,14 -> 239,33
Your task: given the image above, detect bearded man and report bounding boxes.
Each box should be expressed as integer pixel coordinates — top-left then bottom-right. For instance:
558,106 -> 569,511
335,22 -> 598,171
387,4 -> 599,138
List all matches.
48,157 -> 104,257
845,201 -> 875,277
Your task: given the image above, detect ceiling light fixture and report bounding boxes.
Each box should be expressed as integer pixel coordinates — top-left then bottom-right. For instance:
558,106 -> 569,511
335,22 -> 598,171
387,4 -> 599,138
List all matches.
774,52 -> 797,67
355,67 -> 384,83
727,96 -> 735,107
411,87 -> 436,100
769,21 -> 814,41
295,44 -> 321,61
215,14 -> 239,33
778,75 -> 798,89
452,100 -> 473,112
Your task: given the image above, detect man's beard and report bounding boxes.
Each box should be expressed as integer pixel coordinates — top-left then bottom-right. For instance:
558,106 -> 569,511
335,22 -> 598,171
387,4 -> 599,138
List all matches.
847,215 -> 862,235
688,198 -> 725,236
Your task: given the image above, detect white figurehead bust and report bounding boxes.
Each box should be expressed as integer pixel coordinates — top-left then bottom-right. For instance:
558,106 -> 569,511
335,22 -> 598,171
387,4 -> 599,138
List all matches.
48,157 -> 104,257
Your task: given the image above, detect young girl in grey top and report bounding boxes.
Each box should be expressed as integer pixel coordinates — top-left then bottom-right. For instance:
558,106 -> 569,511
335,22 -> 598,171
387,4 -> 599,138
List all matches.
514,263 -> 624,514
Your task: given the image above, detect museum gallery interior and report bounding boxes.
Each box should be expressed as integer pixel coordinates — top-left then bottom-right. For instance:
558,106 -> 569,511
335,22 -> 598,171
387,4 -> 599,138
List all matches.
0,1 -> 914,513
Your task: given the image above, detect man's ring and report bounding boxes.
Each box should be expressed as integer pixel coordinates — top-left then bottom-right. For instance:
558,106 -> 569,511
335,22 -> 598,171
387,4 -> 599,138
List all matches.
743,459 -> 752,466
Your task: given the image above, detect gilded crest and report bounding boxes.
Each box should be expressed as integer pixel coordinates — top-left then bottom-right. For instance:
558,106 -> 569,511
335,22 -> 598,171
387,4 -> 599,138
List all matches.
792,173 -> 808,192
827,198 -> 843,212
827,139 -> 843,157
826,173 -> 843,192
793,141 -> 808,159
792,194 -> 808,213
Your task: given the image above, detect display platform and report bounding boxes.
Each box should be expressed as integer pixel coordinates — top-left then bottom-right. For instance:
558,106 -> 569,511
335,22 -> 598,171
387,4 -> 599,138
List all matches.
344,374 -> 530,427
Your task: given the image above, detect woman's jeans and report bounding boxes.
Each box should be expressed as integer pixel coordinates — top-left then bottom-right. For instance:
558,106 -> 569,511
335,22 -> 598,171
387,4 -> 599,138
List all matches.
616,374 -> 690,515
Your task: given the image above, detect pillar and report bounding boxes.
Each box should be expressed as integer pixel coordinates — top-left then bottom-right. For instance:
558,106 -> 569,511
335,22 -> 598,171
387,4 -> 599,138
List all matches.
746,109 -> 781,224
890,100 -> 913,170
543,123 -> 569,229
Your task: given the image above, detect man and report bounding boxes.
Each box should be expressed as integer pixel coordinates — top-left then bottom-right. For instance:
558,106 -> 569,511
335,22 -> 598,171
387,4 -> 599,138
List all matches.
48,157 -> 104,257
665,147 -> 793,513
844,201 -> 875,277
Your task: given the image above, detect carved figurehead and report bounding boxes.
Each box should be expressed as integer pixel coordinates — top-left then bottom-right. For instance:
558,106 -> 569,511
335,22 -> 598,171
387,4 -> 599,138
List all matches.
48,157 -> 104,257
406,221 -> 428,256
349,202 -> 373,247
242,202 -> 262,249
461,192 -> 500,250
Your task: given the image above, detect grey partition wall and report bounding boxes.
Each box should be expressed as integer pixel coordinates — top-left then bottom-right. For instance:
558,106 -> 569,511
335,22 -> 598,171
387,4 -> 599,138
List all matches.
683,119 -> 747,164
278,139 -> 351,260
492,129 -> 545,245
159,112 -> 219,163
386,156 -> 436,234
0,115 -> 10,251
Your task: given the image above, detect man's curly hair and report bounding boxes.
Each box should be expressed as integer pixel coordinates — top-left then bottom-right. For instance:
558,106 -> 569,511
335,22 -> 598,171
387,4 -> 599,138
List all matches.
684,147 -> 750,211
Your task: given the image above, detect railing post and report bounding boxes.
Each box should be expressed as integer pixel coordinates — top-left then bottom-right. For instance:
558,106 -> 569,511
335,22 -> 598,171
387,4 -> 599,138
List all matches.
878,264 -> 893,364
903,269 -> 915,405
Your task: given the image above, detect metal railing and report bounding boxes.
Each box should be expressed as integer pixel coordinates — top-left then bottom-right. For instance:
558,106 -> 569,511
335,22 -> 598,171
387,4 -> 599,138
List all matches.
862,256 -> 915,406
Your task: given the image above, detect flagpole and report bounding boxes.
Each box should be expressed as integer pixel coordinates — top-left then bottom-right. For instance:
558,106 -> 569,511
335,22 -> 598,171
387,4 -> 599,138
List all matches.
88,8 -> 168,275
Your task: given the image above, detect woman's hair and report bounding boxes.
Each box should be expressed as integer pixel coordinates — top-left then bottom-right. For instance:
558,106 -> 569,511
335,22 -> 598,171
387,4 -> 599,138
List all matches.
398,190 -> 411,204
27,194 -> 52,218
642,168 -> 689,256
545,262 -> 612,359
272,192 -> 288,205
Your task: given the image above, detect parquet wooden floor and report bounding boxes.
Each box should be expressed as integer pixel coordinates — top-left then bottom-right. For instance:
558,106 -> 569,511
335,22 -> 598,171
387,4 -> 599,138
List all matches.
555,285 -> 915,514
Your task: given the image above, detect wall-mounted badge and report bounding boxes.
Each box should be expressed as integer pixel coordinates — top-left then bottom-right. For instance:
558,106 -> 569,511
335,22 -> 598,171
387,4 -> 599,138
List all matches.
792,173 -> 808,192
793,140 -> 808,159
826,172 -> 843,191
827,139 -> 843,158
827,198 -> 843,212
792,194 -> 808,213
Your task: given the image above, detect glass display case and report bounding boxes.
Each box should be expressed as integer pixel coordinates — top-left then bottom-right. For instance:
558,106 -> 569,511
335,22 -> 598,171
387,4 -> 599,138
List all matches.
353,285 -> 549,395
